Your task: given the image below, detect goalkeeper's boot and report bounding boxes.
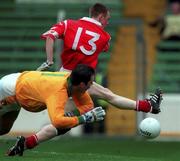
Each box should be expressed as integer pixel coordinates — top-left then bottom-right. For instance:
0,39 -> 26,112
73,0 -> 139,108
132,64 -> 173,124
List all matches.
149,87 -> 163,114
7,136 -> 25,156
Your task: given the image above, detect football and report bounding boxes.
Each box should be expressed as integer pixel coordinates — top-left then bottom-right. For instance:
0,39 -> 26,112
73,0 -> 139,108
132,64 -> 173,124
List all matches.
139,117 -> 161,139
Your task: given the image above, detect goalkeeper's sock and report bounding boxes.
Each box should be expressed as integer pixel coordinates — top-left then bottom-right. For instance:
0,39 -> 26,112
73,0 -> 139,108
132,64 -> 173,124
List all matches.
136,100 -> 152,113
25,135 -> 38,149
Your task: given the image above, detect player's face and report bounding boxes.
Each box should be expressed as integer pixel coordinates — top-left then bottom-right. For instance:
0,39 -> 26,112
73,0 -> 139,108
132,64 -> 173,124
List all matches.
101,11 -> 110,28
79,75 -> 94,93
85,75 -> 94,90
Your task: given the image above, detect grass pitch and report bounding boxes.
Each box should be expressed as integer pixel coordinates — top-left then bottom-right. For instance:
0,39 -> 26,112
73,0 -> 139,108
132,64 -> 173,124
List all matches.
0,136 -> 180,161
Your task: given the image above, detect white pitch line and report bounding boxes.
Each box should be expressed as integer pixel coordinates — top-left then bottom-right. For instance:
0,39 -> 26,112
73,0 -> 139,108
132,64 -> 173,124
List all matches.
31,150 -> 60,155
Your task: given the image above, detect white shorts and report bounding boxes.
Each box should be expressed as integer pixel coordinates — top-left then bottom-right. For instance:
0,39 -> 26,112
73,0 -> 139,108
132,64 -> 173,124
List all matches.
0,73 -> 21,101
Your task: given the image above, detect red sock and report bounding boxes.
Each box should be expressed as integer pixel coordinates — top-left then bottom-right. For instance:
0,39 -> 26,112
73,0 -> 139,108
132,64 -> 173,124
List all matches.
25,135 -> 38,149
136,100 -> 152,113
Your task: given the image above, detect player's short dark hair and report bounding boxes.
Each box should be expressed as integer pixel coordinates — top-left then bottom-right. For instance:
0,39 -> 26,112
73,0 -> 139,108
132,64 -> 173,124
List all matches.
70,64 -> 95,85
90,3 -> 109,18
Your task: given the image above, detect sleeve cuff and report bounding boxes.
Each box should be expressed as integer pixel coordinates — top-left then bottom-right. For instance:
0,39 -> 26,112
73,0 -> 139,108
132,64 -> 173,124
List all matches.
78,116 -> 85,124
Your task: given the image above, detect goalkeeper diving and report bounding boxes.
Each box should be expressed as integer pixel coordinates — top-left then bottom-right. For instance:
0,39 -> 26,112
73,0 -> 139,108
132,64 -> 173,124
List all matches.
0,64 -> 105,155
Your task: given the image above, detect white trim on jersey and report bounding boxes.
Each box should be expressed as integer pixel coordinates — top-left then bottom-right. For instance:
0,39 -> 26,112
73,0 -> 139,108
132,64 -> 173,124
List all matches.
42,30 -> 59,39
64,20 -> 67,35
80,17 -> 102,26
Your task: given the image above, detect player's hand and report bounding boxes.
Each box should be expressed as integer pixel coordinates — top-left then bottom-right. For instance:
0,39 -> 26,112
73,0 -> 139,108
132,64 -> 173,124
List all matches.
79,106 -> 106,123
36,61 -> 53,71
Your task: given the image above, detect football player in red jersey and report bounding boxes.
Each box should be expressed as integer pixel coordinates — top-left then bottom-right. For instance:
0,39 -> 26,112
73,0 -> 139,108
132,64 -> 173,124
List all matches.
38,3 -> 111,70
7,3 -> 163,156
37,3 -> 162,114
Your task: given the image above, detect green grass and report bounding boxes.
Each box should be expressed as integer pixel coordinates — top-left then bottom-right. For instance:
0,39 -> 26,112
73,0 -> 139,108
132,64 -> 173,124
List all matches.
1,136 -> 180,161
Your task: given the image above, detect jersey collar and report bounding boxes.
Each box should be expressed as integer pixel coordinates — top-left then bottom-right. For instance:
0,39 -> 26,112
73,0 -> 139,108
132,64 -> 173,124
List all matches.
80,17 -> 102,26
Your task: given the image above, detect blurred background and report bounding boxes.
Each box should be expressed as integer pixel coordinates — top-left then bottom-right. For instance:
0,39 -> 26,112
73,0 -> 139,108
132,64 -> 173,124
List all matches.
0,0 -> 180,140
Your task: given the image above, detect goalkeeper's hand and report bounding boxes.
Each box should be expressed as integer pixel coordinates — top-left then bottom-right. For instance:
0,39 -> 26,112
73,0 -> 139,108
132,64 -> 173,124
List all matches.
78,106 -> 106,124
36,61 -> 53,71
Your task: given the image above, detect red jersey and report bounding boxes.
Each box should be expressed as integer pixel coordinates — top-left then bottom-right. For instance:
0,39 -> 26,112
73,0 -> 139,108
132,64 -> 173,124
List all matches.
41,17 -> 111,70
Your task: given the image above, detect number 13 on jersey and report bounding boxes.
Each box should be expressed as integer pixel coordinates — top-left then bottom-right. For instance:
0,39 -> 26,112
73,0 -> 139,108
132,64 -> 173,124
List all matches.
72,27 -> 100,56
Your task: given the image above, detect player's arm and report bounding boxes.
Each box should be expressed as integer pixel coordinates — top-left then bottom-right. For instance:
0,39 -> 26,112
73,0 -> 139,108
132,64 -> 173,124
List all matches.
72,92 -> 94,114
37,21 -> 67,71
46,37 -> 54,65
103,34 -> 111,52
46,94 -> 79,129
46,93 -> 105,129
64,92 -> 94,117
36,37 -> 54,71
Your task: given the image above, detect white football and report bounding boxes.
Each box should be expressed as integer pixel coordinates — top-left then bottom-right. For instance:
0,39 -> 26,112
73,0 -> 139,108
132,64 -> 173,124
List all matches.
139,117 -> 161,139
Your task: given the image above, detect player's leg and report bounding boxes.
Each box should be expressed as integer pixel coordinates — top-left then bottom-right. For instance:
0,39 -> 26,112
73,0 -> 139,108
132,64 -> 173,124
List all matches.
88,82 -> 162,114
34,99 -> 75,142
0,104 -> 20,135
24,99 -> 75,148
7,100 -> 74,156
0,73 -> 21,135
88,82 -> 136,109
35,125 -> 70,145
7,125 -> 57,156
7,125 -> 71,156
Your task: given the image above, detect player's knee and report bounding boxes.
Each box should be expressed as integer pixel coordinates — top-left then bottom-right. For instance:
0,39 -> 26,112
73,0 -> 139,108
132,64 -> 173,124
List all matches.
0,110 -> 19,136
0,121 -> 13,135
0,128 -> 11,135
56,128 -> 71,136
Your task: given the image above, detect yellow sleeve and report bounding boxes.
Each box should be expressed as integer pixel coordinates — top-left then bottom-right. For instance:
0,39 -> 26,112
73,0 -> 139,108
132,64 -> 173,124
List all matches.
73,92 -> 94,115
45,91 -> 80,129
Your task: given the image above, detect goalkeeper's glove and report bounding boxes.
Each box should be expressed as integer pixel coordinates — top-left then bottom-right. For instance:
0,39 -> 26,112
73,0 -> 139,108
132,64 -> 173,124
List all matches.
78,106 -> 106,124
36,61 -> 53,71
